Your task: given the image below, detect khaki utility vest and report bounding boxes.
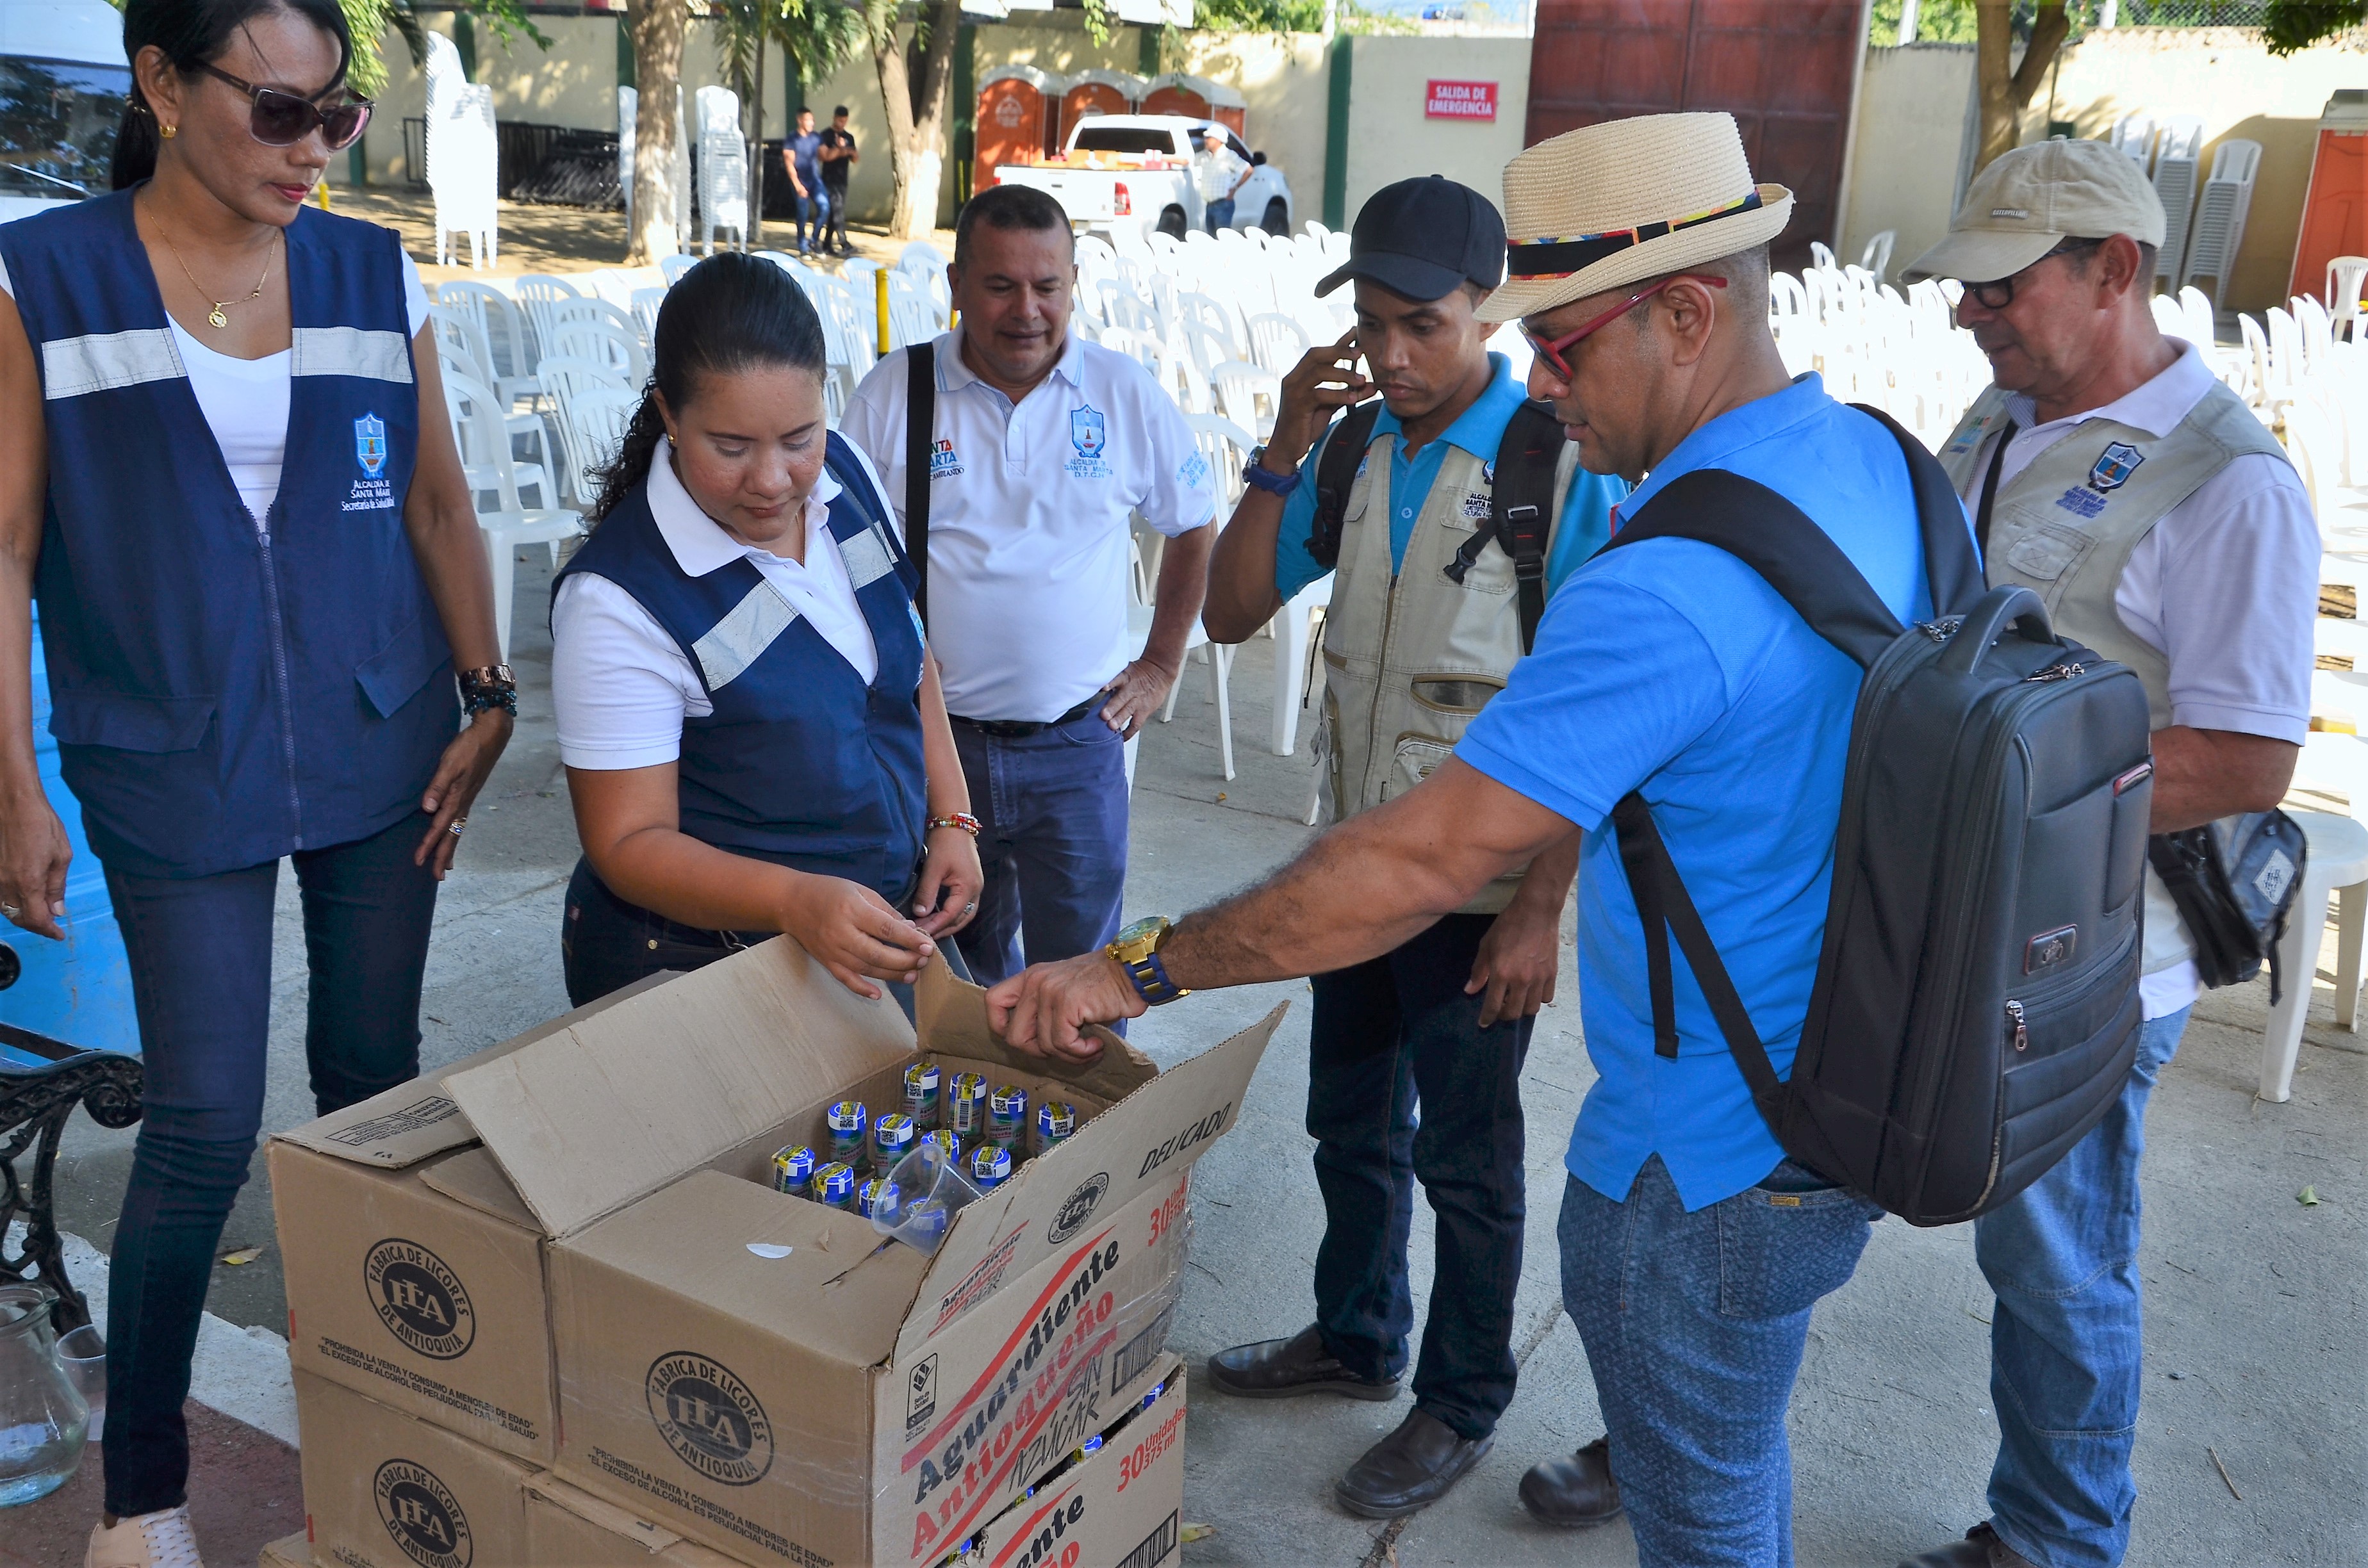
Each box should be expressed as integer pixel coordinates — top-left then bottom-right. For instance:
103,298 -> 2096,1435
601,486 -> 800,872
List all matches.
1937,379 -> 2292,974
1315,429 -> 1581,915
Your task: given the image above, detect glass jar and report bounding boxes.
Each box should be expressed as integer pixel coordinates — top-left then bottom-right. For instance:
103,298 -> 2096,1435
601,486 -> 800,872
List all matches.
0,1283 -> 89,1507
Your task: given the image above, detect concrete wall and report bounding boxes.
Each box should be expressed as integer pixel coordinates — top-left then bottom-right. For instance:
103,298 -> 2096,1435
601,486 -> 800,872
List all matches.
1839,43 -> 1977,278
2017,26 -> 2368,310
1340,35 -> 1531,224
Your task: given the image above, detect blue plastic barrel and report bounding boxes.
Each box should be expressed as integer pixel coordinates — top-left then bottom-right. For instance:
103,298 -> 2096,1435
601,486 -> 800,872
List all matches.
0,608 -> 139,1057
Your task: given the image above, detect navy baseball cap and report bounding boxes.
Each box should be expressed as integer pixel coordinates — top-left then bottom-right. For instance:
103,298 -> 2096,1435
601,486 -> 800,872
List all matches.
1315,176 -> 1507,301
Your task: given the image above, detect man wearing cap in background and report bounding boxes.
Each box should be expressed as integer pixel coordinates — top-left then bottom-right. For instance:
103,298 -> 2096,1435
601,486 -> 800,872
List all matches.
1894,140 -> 2313,1568
1197,124 -> 1251,234
1192,174 -> 1625,1520
985,113 -> 1931,1565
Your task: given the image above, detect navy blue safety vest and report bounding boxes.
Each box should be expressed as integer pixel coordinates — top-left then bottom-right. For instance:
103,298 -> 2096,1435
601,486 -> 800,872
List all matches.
555,435 -> 928,904
0,191 -> 454,879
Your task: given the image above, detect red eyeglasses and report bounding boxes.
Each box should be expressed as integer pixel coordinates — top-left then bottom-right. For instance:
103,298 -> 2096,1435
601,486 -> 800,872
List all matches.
1521,274 -> 1729,383
192,61 -> 373,151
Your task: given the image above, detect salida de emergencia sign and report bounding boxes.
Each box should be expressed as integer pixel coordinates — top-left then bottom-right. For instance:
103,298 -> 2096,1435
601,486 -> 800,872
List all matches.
1424,80 -> 1498,121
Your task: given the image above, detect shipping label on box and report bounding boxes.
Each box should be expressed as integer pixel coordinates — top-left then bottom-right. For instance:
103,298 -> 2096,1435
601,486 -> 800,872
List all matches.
295,1371 -> 535,1568
954,1355 -> 1186,1568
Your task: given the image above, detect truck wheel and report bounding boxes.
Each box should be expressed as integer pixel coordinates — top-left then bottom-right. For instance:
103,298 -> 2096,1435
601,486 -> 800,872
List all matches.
1262,199 -> 1289,236
1157,206 -> 1188,240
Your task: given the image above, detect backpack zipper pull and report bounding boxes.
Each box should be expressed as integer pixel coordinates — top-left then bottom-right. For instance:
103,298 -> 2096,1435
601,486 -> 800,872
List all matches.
2005,999 -> 2030,1052
2023,660 -> 2085,683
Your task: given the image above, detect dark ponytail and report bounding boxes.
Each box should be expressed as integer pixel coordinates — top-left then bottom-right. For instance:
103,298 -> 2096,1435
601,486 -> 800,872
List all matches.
588,253 -> 832,524
112,0 -> 356,189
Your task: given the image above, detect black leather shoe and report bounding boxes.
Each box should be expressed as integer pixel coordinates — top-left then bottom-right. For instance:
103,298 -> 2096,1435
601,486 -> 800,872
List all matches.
1205,1325 -> 1400,1401
1335,1410 -> 1492,1519
1518,1435 -> 1622,1527
1898,1523 -> 2040,1568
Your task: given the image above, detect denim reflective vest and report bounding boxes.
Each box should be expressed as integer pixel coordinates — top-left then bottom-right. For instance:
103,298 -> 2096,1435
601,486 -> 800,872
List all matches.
0,191 -> 454,878
554,436 -> 928,904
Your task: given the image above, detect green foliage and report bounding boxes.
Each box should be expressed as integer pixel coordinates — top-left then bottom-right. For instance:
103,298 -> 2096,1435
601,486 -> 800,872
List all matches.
715,0 -> 864,110
345,0 -> 550,100
1190,0 -> 1409,33
2263,1 -> 2366,53
1868,0 -> 1980,45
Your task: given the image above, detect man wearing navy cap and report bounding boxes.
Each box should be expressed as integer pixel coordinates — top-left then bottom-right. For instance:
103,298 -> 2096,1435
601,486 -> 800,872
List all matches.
1194,174 -> 1626,1519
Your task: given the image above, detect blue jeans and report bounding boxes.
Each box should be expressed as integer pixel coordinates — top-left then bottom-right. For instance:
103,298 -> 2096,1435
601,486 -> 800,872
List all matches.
1308,913 -> 1529,1439
795,188 -> 830,249
948,705 -> 1128,993
101,813 -> 440,1517
1560,1155 -> 1880,1567
1977,1006 -> 2191,1568
1204,197 -> 1235,234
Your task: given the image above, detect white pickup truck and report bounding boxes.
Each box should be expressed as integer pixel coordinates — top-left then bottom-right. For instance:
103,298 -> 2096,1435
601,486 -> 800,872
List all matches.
993,115 -> 1294,243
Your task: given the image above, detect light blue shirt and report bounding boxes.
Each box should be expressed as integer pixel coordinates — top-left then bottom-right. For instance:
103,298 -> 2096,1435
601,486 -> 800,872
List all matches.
1272,354 -> 1627,603
1457,373 -> 1936,1212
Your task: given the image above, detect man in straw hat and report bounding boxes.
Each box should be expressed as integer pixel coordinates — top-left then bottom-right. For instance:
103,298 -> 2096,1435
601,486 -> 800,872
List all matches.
1193,174 -> 1624,1520
1891,140 -> 2312,1568
983,111 -> 1938,1564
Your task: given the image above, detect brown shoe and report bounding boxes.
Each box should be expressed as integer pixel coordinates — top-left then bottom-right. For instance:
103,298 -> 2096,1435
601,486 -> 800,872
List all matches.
1518,1435 -> 1621,1527
1335,1410 -> 1492,1519
1898,1523 -> 2039,1568
1205,1324 -> 1399,1401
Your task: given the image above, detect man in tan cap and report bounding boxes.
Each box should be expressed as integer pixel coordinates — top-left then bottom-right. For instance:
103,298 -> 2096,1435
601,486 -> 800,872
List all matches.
1895,140 -> 2314,1568
981,111 -> 1943,1565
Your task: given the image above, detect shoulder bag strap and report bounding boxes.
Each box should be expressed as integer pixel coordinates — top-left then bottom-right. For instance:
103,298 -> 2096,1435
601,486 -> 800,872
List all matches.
1306,400 -> 1383,571
1441,399 -> 1565,653
1973,419 -> 2016,561
905,342 -> 935,628
1849,401 -> 1987,617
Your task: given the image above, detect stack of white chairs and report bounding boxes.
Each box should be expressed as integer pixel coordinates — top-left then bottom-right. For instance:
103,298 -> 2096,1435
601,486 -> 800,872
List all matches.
443,368 -> 583,660
2180,138 -> 2262,309
2110,113 -> 2157,170
423,34 -> 497,269
2151,116 -> 2205,293
695,85 -> 748,256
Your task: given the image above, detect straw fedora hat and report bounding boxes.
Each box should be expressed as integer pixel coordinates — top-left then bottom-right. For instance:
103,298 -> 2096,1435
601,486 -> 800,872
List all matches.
1476,112 -> 1793,324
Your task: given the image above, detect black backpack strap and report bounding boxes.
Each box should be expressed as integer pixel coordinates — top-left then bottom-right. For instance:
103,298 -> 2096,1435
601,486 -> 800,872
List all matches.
1443,398 -> 1564,654
1304,400 -> 1383,571
905,342 -> 934,628
1848,402 -> 1986,617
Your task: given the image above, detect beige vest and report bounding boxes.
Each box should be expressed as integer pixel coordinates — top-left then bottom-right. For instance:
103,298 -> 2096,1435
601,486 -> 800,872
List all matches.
1313,429 -> 1581,915
1937,380 -> 2294,974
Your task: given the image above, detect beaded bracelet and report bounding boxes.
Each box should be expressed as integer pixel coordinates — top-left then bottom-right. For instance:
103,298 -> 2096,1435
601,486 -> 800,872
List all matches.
458,664 -> 518,719
927,812 -> 983,837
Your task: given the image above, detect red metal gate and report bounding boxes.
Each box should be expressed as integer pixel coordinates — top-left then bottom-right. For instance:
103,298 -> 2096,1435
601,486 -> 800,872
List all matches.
1526,0 -> 1864,267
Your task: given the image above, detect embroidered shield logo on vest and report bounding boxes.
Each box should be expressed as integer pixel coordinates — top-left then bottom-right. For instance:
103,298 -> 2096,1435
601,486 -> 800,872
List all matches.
2088,441 -> 2142,493
355,412 -> 388,478
1071,405 -> 1106,458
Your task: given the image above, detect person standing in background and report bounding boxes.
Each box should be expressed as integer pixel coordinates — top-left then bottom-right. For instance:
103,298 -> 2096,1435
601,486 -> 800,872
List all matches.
818,105 -> 857,257
784,106 -> 827,256
1196,124 -> 1249,234
0,1 -> 511,1561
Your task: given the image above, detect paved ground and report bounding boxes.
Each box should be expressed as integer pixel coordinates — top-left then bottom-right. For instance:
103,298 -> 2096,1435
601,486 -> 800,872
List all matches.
17,549 -> 2367,1565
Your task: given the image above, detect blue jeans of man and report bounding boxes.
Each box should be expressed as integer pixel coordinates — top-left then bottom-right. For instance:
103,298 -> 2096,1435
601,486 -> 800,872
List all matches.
1307,912 -> 1529,1439
1204,197 -> 1236,234
950,703 -> 1129,997
1977,1006 -> 2192,1568
796,188 -> 830,250
1561,1154 -> 1880,1567
101,814 -> 440,1517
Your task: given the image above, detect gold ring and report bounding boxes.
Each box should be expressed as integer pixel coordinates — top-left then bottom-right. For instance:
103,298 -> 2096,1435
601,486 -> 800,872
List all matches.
448,819 -> 466,836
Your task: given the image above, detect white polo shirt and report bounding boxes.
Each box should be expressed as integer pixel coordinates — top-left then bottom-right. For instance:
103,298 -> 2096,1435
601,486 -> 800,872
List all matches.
1954,339 -> 2317,1019
841,326 -> 1218,723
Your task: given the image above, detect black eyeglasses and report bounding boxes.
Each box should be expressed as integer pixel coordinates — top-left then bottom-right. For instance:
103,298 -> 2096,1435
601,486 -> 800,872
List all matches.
190,61 -> 372,151
1961,236 -> 2105,310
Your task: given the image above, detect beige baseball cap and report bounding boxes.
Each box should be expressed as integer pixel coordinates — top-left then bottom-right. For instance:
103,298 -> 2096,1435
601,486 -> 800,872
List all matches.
1902,138 -> 2167,284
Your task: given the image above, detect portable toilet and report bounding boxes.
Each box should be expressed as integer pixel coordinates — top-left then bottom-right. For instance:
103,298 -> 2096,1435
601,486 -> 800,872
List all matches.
0,607 -> 138,1056
1141,72 -> 1246,138
976,65 -> 1064,192
2290,90 -> 2368,306
1059,69 -> 1146,149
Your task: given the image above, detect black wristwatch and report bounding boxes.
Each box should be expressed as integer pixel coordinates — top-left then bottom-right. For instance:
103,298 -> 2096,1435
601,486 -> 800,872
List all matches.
1242,448 -> 1301,497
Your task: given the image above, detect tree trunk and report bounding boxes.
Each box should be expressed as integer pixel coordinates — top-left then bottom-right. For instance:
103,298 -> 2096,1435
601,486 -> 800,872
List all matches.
1973,0 -> 2073,175
869,0 -> 962,240
626,0 -> 688,265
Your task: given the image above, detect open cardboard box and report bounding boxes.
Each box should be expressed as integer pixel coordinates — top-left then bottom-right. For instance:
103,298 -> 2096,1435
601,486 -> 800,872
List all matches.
275,938 -> 1277,1568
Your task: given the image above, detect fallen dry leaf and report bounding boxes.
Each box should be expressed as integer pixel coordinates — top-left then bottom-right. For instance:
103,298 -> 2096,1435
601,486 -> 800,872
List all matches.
1179,1523 -> 1215,1544
220,1246 -> 265,1266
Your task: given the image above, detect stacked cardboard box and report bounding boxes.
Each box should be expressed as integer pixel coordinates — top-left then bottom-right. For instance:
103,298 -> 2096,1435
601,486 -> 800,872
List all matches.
270,940 -> 1272,1568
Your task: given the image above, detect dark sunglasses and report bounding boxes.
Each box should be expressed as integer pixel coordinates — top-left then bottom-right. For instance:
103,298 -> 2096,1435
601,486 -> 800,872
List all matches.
1959,236 -> 2105,311
191,61 -> 372,151
1521,274 -> 1729,384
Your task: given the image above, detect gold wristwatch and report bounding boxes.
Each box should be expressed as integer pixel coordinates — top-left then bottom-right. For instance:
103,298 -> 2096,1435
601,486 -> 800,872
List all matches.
1108,916 -> 1188,1005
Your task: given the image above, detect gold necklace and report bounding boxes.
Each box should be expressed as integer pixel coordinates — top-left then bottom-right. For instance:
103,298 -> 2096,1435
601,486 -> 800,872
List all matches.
160,229 -> 279,330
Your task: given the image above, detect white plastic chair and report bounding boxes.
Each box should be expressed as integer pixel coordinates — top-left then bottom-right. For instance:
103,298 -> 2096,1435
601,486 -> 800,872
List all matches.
2327,257 -> 2368,343
1244,311 -> 1311,377
534,357 -> 635,505
2259,809 -> 2368,1102
1857,229 -> 1896,282
549,297 -> 650,386
434,282 -> 533,401
513,274 -> 583,372
423,35 -> 496,269
429,305 -> 551,476
557,386 -> 640,509
695,85 -> 748,255
659,253 -> 699,286
629,287 -> 666,347
1208,359 -> 1279,440
443,369 -> 582,659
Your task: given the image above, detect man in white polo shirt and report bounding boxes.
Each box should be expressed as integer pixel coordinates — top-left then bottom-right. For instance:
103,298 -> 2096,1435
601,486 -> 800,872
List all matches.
1898,141 -> 2314,1568
841,184 -> 1217,986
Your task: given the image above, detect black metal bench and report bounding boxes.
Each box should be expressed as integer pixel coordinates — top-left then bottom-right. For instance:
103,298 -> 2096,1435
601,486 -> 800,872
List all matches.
0,1022 -> 142,1332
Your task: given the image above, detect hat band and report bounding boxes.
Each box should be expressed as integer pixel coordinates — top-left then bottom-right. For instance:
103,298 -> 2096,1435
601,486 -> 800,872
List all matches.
1506,190 -> 1764,282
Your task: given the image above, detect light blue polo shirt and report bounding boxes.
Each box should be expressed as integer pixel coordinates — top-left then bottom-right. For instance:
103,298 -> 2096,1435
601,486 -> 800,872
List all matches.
1457,373 -> 1937,1213
1272,354 -> 1629,603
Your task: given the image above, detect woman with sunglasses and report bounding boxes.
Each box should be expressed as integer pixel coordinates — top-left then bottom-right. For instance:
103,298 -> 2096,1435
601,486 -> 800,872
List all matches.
0,1 -> 508,1562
